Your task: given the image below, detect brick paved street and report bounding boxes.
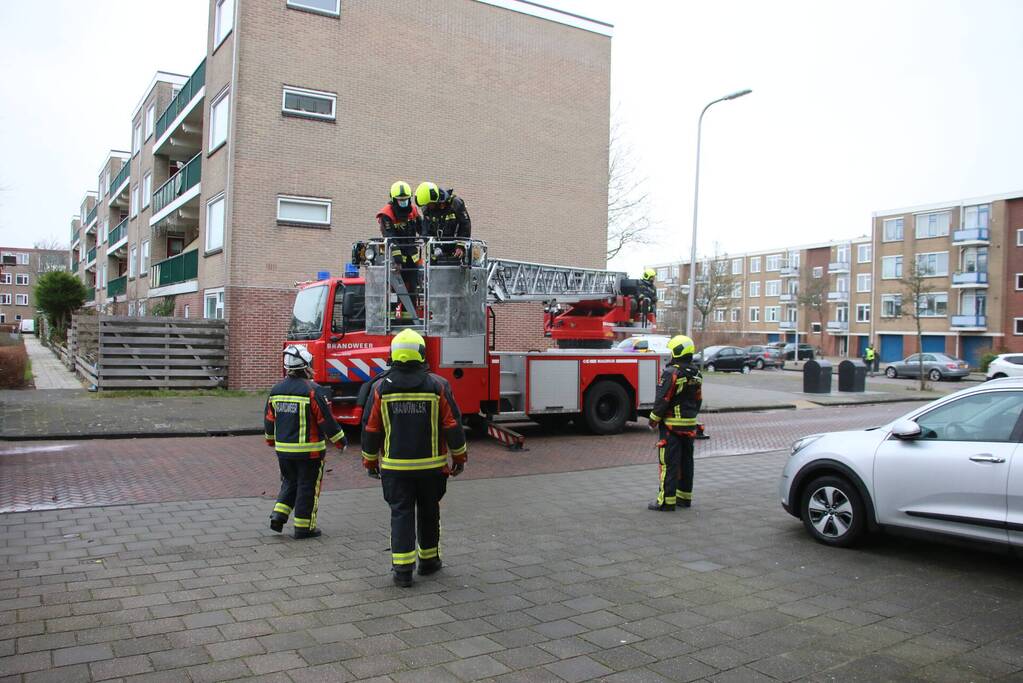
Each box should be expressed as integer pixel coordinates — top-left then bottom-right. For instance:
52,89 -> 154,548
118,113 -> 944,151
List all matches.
0,404 -> 924,513
2,449 -> 1022,682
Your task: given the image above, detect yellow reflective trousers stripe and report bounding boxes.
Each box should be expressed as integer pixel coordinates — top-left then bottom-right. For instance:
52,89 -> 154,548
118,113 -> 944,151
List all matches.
392,550 -> 417,565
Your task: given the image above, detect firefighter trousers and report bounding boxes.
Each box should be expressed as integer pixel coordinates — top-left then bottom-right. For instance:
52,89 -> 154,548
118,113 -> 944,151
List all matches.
381,474 -> 447,571
657,428 -> 694,507
273,457 -> 325,531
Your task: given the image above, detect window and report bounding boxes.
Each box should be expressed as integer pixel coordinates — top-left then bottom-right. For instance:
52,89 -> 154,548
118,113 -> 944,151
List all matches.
14,294 -> 27,306
765,254 -> 782,271
214,0 -> 234,46
183,305 -> 190,319
787,307 -> 798,323
287,0 -> 341,16
142,172 -> 152,209
656,267 -> 668,280
101,219 -> 108,243
856,304 -> 870,323
749,256 -> 761,273
129,246 -> 137,278
18,253 -> 28,265
205,288 -> 225,319
917,292 -> 948,317
881,294 -> 902,318
731,258 -> 743,275
145,104 -> 155,138
282,86 -> 337,121
713,261 -> 727,276
964,204 -> 990,230
765,280 -> 781,297
915,391 -> 1023,443
748,281 -> 760,298
835,276 -> 849,293
132,122 -> 142,156
277,196 -> 331,226
14,315 -> 21,322
130,185 -> 139,217
915,212 -> 950,239
882,255 -> 903,279
1018,229 -> 1023,247
713,309 -> 725,323
138,300 -> 146,316
882,217 -> 904,242
1017,274 -> 1023,291
128,301 -> 135,316
836,306 -> 848,323
857,244 -> 872,263
915,252 -> 949,277
1016,319 -> 1023,335
15,274 -> 29,286
730,308 -> 740,323
206,194 -> 226,252
749,307 -> 760,323
0,294 -> 10,305
99,264 -> 106,289
812,267 -> 823,279
856,273 -> 871,293
141,240 -> 150,275
811,322 -> 821,333
730,283 -> 742,299
836,245 -> 849,264
0,273 -> 9,284
98,170 -> 108,198
765,306 -> 780,322
210,89 -> 230,151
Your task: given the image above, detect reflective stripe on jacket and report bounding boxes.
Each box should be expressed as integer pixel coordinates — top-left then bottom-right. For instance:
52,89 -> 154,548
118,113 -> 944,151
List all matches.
648,361 -> 702,432
264,376 -> 345,458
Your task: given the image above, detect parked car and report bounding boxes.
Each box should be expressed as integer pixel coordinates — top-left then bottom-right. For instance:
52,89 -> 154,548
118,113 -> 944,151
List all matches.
745,345 -> 783,370
614,335 -> 671,356
18,319 -> 34,334
782,343 -> 815,361
884,353 -> 970,381
781,378 -> 1023,549
986,354 -> 1023,380
693,345 -> 753,373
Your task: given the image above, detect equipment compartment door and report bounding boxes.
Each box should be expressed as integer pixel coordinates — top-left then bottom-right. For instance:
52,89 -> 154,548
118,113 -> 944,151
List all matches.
528,359 -> 580,413
638,357 -> 659,405
440,336 -> 486,367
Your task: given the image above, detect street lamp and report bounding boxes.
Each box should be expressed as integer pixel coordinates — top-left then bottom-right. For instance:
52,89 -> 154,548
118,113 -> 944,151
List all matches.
685,89 -> 753,337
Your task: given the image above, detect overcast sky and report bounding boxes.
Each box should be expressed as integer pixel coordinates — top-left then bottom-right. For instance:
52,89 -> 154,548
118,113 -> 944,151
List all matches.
2,1 -> 1021,279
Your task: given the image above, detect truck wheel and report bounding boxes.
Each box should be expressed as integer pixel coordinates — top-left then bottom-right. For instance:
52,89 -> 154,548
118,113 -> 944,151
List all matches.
583,380 -> 629,435
529,414 -> 574,431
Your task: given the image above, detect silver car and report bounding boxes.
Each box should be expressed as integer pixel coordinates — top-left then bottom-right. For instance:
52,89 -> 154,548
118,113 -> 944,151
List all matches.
884,352 -> 970,381
780,378 -> 1023,548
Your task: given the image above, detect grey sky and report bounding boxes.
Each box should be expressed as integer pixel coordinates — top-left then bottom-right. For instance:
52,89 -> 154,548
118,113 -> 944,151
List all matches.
2,1 -> 1021,281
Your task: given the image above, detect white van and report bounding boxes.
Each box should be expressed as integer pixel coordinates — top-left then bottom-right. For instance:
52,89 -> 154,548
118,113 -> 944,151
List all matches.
19,319 -> 35,334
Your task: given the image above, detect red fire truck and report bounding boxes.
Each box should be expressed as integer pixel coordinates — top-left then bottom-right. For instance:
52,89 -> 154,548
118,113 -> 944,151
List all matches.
284,238 -> 661,446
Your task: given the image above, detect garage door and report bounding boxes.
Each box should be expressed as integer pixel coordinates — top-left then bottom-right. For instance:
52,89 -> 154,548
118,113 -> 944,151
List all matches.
961,336 -> 992,368
921,335 -> 945,354
856,336 -> 869,357
879,334 -> 904,362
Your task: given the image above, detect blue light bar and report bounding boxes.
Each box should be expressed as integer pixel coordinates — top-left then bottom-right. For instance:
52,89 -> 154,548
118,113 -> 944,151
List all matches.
317,271 -> 330,281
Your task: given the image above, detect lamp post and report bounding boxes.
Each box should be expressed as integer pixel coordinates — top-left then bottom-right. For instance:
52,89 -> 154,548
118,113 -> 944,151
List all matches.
685,89 -> 752,337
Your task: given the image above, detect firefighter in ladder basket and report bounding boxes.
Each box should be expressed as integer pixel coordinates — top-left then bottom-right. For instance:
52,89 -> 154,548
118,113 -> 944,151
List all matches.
377,181 -> 422,319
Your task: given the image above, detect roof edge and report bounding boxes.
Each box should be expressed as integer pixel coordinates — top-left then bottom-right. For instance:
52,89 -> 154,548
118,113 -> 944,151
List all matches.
473,0 -> 613,36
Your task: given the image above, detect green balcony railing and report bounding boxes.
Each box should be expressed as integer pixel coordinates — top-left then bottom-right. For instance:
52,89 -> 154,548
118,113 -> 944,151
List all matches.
72,259 -> 80,272
108,218 -> 128,246
85,204 -> 98,226
107,275 -> 127,299
71,227 -> 79,244
86,286 -> 95,302
86,247 -> 97,264
110,161 -> 130,195
152,153 -> 202,216
155,58 -> 206,141
151,250 -> 198,288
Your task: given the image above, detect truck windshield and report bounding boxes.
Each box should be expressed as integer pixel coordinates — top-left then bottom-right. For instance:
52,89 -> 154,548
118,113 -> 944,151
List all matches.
288,285 -> 327,340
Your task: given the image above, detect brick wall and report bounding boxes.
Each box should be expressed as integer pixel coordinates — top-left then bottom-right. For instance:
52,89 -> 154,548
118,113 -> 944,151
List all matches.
226,286 -> 294,389
1002,198 -> 1023,351
492,303 -> 553,353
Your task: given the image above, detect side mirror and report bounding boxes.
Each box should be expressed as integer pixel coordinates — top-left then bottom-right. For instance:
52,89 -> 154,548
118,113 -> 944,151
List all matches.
342,290 -> 358,318
634,340 -> 649,351
891,420 -> 922,440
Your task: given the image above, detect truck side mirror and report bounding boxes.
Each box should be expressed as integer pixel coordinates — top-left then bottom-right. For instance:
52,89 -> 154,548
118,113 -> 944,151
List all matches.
342,290 -> 358,318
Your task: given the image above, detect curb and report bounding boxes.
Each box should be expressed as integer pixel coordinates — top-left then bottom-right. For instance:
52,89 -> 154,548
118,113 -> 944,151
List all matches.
702,404 -> 797,413
0,428 -> 265,443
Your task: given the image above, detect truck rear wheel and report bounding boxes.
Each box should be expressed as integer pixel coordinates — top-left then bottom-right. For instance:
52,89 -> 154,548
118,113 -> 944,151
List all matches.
583,380 -> 629,435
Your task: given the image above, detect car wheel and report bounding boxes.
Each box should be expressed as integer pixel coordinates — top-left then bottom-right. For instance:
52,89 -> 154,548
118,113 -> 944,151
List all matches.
885,367 -> 897,378
755,359 -> 765,369
800,475 -> 866,547
741,365 -> 751,374
582,380 -> 629,435
927,369 -> 942,382
992,373 -> 1007,380
706,363 -> 716,373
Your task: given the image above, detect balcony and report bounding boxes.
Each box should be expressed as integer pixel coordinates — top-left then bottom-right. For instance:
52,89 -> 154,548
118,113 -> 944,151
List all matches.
828,261 -> 850,274
85,287 -> 95,304
779,321 -> 796,330
85,247 -> 97,270
827,320 -> 849,332
71,227 -> 80,248
951,315 -> 987,330
151,153 -> 201,228
71,258 -> 80,272
108,218 -> 129,253
827,291 -> 849,303
85,204 -> 98,228
106,275 -> 127,300
108,161 -> 131,208
952,227 -> 990,245
779,265 -> 799,277
951,270 -> 989,288
154,59 -> 206,157
149,250 -> 198,297
779,293 -> 796,303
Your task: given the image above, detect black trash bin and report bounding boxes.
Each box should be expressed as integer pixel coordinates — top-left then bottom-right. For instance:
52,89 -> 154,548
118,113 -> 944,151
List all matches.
802,359 -> 833,394
838,359 -> 867,393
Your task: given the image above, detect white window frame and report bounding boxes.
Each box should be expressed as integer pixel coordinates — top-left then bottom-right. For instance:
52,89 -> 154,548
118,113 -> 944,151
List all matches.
764,306 -> 780,323
0,273 -> 10,285
915,211 -> 951,239
1017,273 -> 1023,291
286,0 -> 341,17
1017,229 -> 1023,247
130,185 -> 139,218
277,195 -> 332,227
142,172 -> 152,209
856,303 -> 870,323
765,254 -> 782,271
209,89 -> 231,152
765,280 -> 781,297
184,304 -> 191,319
812,266 -> 823,279
128,301 -> 135,316
730,308 -> 740,323
129,246 -> 137,278
836,245 -> 850,264
15,274 -> 29,286
17,253 -> 28,265
917,292 -> 949,318
282,86 -> 338,121
0,294 -> 10,305
132,122 -> 142,156
141,240 -> 150,275
836,305 -> 849,323
730,283 -> 742,299
713,309 -> 726,323
915,251 -> 949,277
731,258 -> 743,275
748,281 -> 760,298
882,217 -> 904,242
857,244 -> 871,263
214,0 -> 235,47
145,104 -> 155,139
749,256 -> 761,273
15,294 -> 28,306
856,273 -> 871,293
206,193 -> 226,252
748,306 -> 760,323
101,218 -> 108,243
138,300 -> 146,316
882,255 -> 903,280
204,287 -> 225,320
1015,318 -> 1023,336
881,294 -> 901,318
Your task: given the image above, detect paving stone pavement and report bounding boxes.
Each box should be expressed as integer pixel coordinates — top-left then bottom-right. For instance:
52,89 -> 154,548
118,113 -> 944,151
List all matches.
2,451 -> 1022,682
22,337 -> 81,391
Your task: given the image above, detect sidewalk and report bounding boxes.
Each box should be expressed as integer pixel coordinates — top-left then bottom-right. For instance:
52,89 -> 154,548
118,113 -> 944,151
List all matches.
23,335 -> 81,390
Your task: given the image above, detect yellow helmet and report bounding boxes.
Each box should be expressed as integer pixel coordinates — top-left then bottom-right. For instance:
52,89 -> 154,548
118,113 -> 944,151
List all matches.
391,328 -> 426,363
415,182 -> 440,207
643,268 -> 656,281
667,334 -> 696,359
390,181 -> 412,200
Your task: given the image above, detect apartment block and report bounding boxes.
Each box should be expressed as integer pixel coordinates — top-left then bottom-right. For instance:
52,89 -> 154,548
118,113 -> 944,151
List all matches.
68,0 -> 612,388
0,247 -> 69,327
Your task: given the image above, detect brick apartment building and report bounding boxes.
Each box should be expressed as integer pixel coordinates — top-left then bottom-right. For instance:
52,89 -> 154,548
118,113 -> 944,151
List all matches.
69,0 -> 612,388
651,190 -> 1023,367
0,248 -> 69,328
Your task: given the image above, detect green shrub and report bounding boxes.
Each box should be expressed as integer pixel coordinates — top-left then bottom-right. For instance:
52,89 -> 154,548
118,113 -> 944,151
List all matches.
979,351 -> 999,373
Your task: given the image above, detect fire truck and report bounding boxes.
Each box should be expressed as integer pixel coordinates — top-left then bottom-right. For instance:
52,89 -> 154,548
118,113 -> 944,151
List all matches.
284,238 -> 662,447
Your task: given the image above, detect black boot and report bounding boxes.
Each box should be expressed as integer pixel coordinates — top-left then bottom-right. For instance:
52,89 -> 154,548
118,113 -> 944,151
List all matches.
679,499 -> 692,508
269,513 -> 287,533
293,528 -> 322,540
418,558 -> 442,576
647,501 -> 675,511
393,569 -> 414,587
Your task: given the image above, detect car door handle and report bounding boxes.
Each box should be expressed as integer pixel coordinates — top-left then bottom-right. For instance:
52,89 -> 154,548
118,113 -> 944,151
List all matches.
969,454 -> 1006,463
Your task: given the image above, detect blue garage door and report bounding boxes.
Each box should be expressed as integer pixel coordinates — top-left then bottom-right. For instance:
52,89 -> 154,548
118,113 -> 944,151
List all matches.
961,336 -> 992,368
879,334 -> 904,362
767,334 -> 780,343
921,335 -> 945,354
856,336 -> 869,357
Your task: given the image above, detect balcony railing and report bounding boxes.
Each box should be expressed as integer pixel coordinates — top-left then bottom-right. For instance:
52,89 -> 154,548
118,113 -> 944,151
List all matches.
86,287 -> 95,302
827,320 -> 849,332
827,291 -> 849,302
71,259 -> 79,272
71,227 -> 80,245
155,59 -> 206,141
107,275 -> 127,299
85,204 -> 98,226
779,293 -> 796,303
151,250 -> 198,288
108,218 -> 128,246
828,261 -> 850,273
779,265 -> 799,277
951,270 -> 988,287
952,227 -> 990,244
152,153 -> 202,215
779,321 -> 796,330
951,315 -> 986,328
110,161 -> 130,196
86,247 -> 97,264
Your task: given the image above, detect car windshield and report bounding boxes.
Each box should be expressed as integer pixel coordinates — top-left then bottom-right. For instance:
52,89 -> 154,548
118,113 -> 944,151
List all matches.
288,285 -> 328,340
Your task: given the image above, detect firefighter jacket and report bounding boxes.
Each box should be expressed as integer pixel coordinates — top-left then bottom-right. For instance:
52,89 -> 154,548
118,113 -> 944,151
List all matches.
635,279 -> 657,312
648,360 -> 703,434
377,201 -> 422,262
421,193 -> 471,241
264,376 -> 346,458
361,361 -> 467,475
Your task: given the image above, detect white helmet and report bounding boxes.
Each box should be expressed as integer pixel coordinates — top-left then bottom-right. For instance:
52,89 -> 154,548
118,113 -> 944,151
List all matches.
283,345 -> 313,372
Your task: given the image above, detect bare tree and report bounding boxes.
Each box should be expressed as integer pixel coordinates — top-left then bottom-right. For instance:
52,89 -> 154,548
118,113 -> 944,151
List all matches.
692,251 -> 740,332
34,238 -> 68,252
797,272 -> 830,351
898,259 -> 938,391
607,118 -> 654,260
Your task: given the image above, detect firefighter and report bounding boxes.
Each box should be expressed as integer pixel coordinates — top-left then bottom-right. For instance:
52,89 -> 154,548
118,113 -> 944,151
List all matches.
864,343 -> 876,376
647,334 -> 702,511
415,182 -> 471,264
377,181 -> 423,314
265,346 -> 347,538
635,268 -> 658,323
361,329 -> 467,587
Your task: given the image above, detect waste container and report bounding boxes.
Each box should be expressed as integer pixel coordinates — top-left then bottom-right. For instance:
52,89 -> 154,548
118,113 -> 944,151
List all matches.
802,359 -> 833,394
838,359 -> 867,393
